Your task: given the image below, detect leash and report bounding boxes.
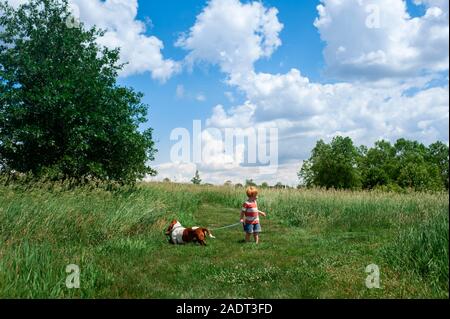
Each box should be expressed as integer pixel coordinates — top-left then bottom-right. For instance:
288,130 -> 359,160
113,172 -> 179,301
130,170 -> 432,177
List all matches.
209,222 -> 243,231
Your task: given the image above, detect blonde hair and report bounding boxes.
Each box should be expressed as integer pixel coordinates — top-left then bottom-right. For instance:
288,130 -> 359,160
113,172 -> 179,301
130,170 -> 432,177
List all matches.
246,186 -> 258,198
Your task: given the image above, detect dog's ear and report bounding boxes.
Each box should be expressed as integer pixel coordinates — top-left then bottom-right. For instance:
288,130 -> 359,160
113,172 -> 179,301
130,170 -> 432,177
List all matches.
165,220 -> 176,235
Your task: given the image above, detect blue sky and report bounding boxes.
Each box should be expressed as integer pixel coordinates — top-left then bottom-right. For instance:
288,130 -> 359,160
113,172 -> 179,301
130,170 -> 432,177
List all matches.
120,0 -> 328,166
109,0 -> 448,186
9,0 -> 447,184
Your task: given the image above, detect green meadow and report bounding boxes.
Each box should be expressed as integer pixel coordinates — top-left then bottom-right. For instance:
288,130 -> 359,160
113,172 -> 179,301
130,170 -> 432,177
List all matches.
0,182 -> 448,298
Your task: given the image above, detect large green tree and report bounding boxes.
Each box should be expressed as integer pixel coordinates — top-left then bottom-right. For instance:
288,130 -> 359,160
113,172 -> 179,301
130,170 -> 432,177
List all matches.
0,0 -> 157,183
359,140 -> 397,189
299,136 -> 362,189
394,139 -> 443,191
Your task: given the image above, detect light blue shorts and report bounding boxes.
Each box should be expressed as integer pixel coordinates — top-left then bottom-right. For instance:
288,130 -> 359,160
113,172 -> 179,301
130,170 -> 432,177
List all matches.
243,223 -> 261,234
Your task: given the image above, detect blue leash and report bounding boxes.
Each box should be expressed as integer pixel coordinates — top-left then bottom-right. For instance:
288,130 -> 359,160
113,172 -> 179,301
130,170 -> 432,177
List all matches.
209,222 -> 242,231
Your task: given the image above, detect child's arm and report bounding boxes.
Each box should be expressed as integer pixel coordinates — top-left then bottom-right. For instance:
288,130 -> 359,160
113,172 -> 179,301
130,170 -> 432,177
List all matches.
240,203 -> 246,222
259,211 -> 267,217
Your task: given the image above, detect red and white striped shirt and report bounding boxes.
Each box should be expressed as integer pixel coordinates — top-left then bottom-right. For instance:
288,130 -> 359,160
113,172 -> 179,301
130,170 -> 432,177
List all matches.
241,200 -> 260,224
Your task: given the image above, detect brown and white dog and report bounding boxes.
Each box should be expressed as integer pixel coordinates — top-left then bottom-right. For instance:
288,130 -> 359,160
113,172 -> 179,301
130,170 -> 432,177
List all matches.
165,220 -> 215,246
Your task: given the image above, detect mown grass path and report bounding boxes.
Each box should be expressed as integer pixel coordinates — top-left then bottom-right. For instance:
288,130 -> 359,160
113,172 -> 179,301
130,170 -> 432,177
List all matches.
123,203 -> 426,299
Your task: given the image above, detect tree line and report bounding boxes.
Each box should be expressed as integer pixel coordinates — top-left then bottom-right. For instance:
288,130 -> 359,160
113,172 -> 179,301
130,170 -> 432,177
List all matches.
299,136 -> 449,191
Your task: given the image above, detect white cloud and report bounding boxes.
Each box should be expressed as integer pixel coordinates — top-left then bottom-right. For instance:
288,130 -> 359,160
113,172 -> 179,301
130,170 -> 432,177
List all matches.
73,0 -> 179,81
206,102 -> 256,128
175,86 -> 207,102
145,162 -> 197,184
4,0 -> 180,81
199,129 -> 245,171
175,0 -> 283,77
314,0 -> 449,81
170,0 -> 449,185
196,93 -> 206,102
414,0 -> 449,12
175,0 -> 448,151
197,160 -> 300,186
212,70 -> 449,161
147,161 -> 300,186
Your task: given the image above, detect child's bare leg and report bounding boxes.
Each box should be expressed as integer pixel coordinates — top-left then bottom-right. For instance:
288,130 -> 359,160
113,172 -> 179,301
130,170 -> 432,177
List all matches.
245,233 -> 251,242
254,233 -> 259,244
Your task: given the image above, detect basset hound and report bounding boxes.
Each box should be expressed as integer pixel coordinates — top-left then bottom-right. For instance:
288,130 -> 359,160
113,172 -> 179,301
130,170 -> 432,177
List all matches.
165,220 -> 215,246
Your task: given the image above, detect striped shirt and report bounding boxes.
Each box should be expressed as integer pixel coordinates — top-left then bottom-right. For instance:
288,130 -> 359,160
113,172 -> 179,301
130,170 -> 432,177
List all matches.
241,200 -> 260,224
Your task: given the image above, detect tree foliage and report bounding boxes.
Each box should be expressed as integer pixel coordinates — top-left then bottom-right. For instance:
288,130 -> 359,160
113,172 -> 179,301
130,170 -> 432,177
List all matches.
191,170 -> 201,185
245,179 -> 256,187
0,0 -> 157,184
299,136 -> 448,191
299,136 -> 362,190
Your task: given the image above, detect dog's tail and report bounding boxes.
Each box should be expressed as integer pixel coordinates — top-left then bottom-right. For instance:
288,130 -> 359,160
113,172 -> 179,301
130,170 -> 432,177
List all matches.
202,228 -> 216,239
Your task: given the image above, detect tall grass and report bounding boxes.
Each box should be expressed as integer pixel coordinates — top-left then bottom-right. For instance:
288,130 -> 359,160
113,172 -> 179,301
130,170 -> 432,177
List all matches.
0,181 -> 448,298
0,182 -> 202,297
382,211 -> 449,295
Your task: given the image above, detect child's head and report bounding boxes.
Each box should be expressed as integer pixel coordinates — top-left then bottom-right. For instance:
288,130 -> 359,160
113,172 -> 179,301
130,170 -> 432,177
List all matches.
246,186 -> 258,200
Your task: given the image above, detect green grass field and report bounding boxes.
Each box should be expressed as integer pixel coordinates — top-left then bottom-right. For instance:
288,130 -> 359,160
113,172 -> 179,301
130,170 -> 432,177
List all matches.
0,182 -> 448,298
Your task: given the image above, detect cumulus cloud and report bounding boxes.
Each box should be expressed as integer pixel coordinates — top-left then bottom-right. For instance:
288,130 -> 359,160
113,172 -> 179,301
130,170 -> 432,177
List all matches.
206,102 -> 256,128
4,0 -> 180,81
212,70 -> 449,161
163,0 -> 449,185
73,0 -> 179,81
314,0 -> 449,81
200,129 -> 246,171
175,0 -> 283,77
176,0 -> 448,150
